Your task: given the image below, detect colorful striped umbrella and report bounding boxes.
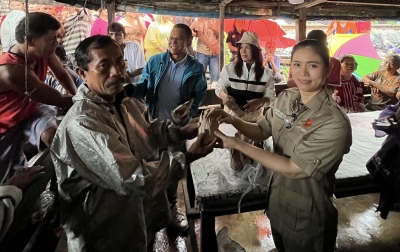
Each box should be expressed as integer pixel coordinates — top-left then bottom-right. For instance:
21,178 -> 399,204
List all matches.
328,33 -> 381,78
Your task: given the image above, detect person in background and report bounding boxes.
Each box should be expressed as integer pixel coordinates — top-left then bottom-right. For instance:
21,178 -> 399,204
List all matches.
0,13 -> 75,184
118,12 -> 146,47
215,39 -> 352,252
42,5 -> 57,17
28,3 -> 40,13
263,41 -> 281,74
0,0 -> 25,53
45,45 -> 83,93
108,22 -> 145,83
174,16 -> 193,27
226,20 -> 245,63
144,15 -> 174,60
191,18 -> 220,85
326,21 -> 357,36
62,5 -> 92,69
331,55 -> 365,113
51,35 -> 214,251
362,55 -> 400,111
90,8 -> 110,36
287,30 -> 341,91
134,24 -> 207,232
0,165 -> 45,241
216,31 -> 276,122
42,5 -> 65,38
0,0 -> 10,17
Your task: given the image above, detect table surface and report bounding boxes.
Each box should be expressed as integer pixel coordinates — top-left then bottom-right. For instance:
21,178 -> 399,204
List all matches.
187,111 -> 383,204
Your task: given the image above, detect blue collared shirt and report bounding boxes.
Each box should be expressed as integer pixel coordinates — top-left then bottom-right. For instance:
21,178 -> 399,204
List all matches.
154,54 -> 189,121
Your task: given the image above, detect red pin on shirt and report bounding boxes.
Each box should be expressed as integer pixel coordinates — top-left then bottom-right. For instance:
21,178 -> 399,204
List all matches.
303,118 -> 313,128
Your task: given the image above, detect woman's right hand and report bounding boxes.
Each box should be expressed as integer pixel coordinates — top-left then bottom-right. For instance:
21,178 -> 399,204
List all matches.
216,110 -> 235,125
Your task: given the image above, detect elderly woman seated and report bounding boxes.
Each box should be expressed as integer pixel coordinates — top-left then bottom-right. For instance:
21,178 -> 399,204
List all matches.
362,54 -> 400,111
331,55 -> 365,113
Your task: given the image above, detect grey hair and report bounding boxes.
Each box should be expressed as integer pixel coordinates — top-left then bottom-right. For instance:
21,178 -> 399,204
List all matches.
386,54 -> 400,67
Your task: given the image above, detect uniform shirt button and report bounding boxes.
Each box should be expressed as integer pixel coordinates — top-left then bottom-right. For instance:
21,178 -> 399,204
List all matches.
313,158 -> 320,164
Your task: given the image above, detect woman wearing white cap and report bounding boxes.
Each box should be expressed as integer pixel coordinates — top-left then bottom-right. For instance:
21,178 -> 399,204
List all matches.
215,31 -> 276,121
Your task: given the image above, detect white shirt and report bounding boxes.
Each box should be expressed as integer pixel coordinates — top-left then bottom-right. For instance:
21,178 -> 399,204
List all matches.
1,10 -> 25,52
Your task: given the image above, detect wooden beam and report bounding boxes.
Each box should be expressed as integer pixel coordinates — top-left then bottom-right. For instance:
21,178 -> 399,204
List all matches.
309,5 -> 400,17
219,0 -> 233,71
328,0 -> 400,8
107,0 -> 116,24
294,0 -> 328,9
295,8 -> 306,42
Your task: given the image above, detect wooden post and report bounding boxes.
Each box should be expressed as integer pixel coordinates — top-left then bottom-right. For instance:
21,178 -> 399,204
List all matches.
107,0 -> 116,25
219,5 -> 225,72
295,8 -> 307,42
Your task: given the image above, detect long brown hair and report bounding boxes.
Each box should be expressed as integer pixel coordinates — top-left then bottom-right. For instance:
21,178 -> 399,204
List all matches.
234,43 -> 264,83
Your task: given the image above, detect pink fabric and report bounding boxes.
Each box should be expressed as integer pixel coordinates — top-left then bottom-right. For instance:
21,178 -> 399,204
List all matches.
90,18 -> 109,36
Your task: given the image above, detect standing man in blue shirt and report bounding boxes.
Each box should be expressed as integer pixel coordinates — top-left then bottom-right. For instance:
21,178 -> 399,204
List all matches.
134,23 -> 207,232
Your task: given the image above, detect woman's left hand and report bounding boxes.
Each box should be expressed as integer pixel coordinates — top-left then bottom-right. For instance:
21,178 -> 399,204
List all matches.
214,130 -> 237,149
243,98 -> 265,113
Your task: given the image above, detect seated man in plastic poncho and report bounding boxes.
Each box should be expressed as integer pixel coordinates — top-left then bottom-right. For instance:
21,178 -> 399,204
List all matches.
50,35 -> 216,252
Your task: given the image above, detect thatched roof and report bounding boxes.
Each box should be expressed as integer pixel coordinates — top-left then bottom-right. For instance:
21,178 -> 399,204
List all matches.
54,0 -> 400,19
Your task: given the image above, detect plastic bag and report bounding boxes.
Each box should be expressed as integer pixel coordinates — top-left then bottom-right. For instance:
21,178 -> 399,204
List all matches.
220,161 -> 264,213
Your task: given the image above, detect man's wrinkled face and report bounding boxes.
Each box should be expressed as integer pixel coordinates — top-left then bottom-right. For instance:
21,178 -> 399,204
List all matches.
80,42 -> 126,102
9,1 -> 24,11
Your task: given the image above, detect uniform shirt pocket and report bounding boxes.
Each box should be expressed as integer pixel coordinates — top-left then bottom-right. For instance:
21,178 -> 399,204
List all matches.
278,187 -> 313,232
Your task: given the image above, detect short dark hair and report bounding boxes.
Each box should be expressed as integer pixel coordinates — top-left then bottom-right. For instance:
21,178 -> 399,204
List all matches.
340,54 -> 358,67
15,12 -> 61,44
291,39 -> 330,68
306,30 -> 327,45
108,22 -> 126,37
75,35 -> 120,71
55,45 -> 67,62
173,23 -> 192,39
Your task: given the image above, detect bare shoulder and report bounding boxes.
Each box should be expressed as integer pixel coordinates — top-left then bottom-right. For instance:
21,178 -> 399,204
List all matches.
0,64 -> 23,91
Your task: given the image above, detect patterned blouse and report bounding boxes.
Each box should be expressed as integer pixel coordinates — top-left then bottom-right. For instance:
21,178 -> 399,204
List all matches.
367,70 -> 400,110
332,74 -> 365,113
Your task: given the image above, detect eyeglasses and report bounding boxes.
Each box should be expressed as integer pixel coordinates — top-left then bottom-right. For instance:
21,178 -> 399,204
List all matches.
284,100 -> 304,129
168,37 -> 185,43
284,114 -> 297,129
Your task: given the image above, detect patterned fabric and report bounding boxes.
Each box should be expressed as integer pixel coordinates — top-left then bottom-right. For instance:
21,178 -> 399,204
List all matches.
331,74 -> 365,113
367,70 -> 400,110
62,11 -> 91,56
191,18 -> 219,56
0,1 -> 9,17
118,18 -> 143,45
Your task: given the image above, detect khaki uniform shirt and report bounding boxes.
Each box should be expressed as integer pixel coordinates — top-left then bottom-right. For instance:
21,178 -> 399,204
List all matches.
257,87 -> 352,251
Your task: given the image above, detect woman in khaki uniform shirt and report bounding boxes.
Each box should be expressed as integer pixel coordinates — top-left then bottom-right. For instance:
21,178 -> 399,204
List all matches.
215,40 -> 352,252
